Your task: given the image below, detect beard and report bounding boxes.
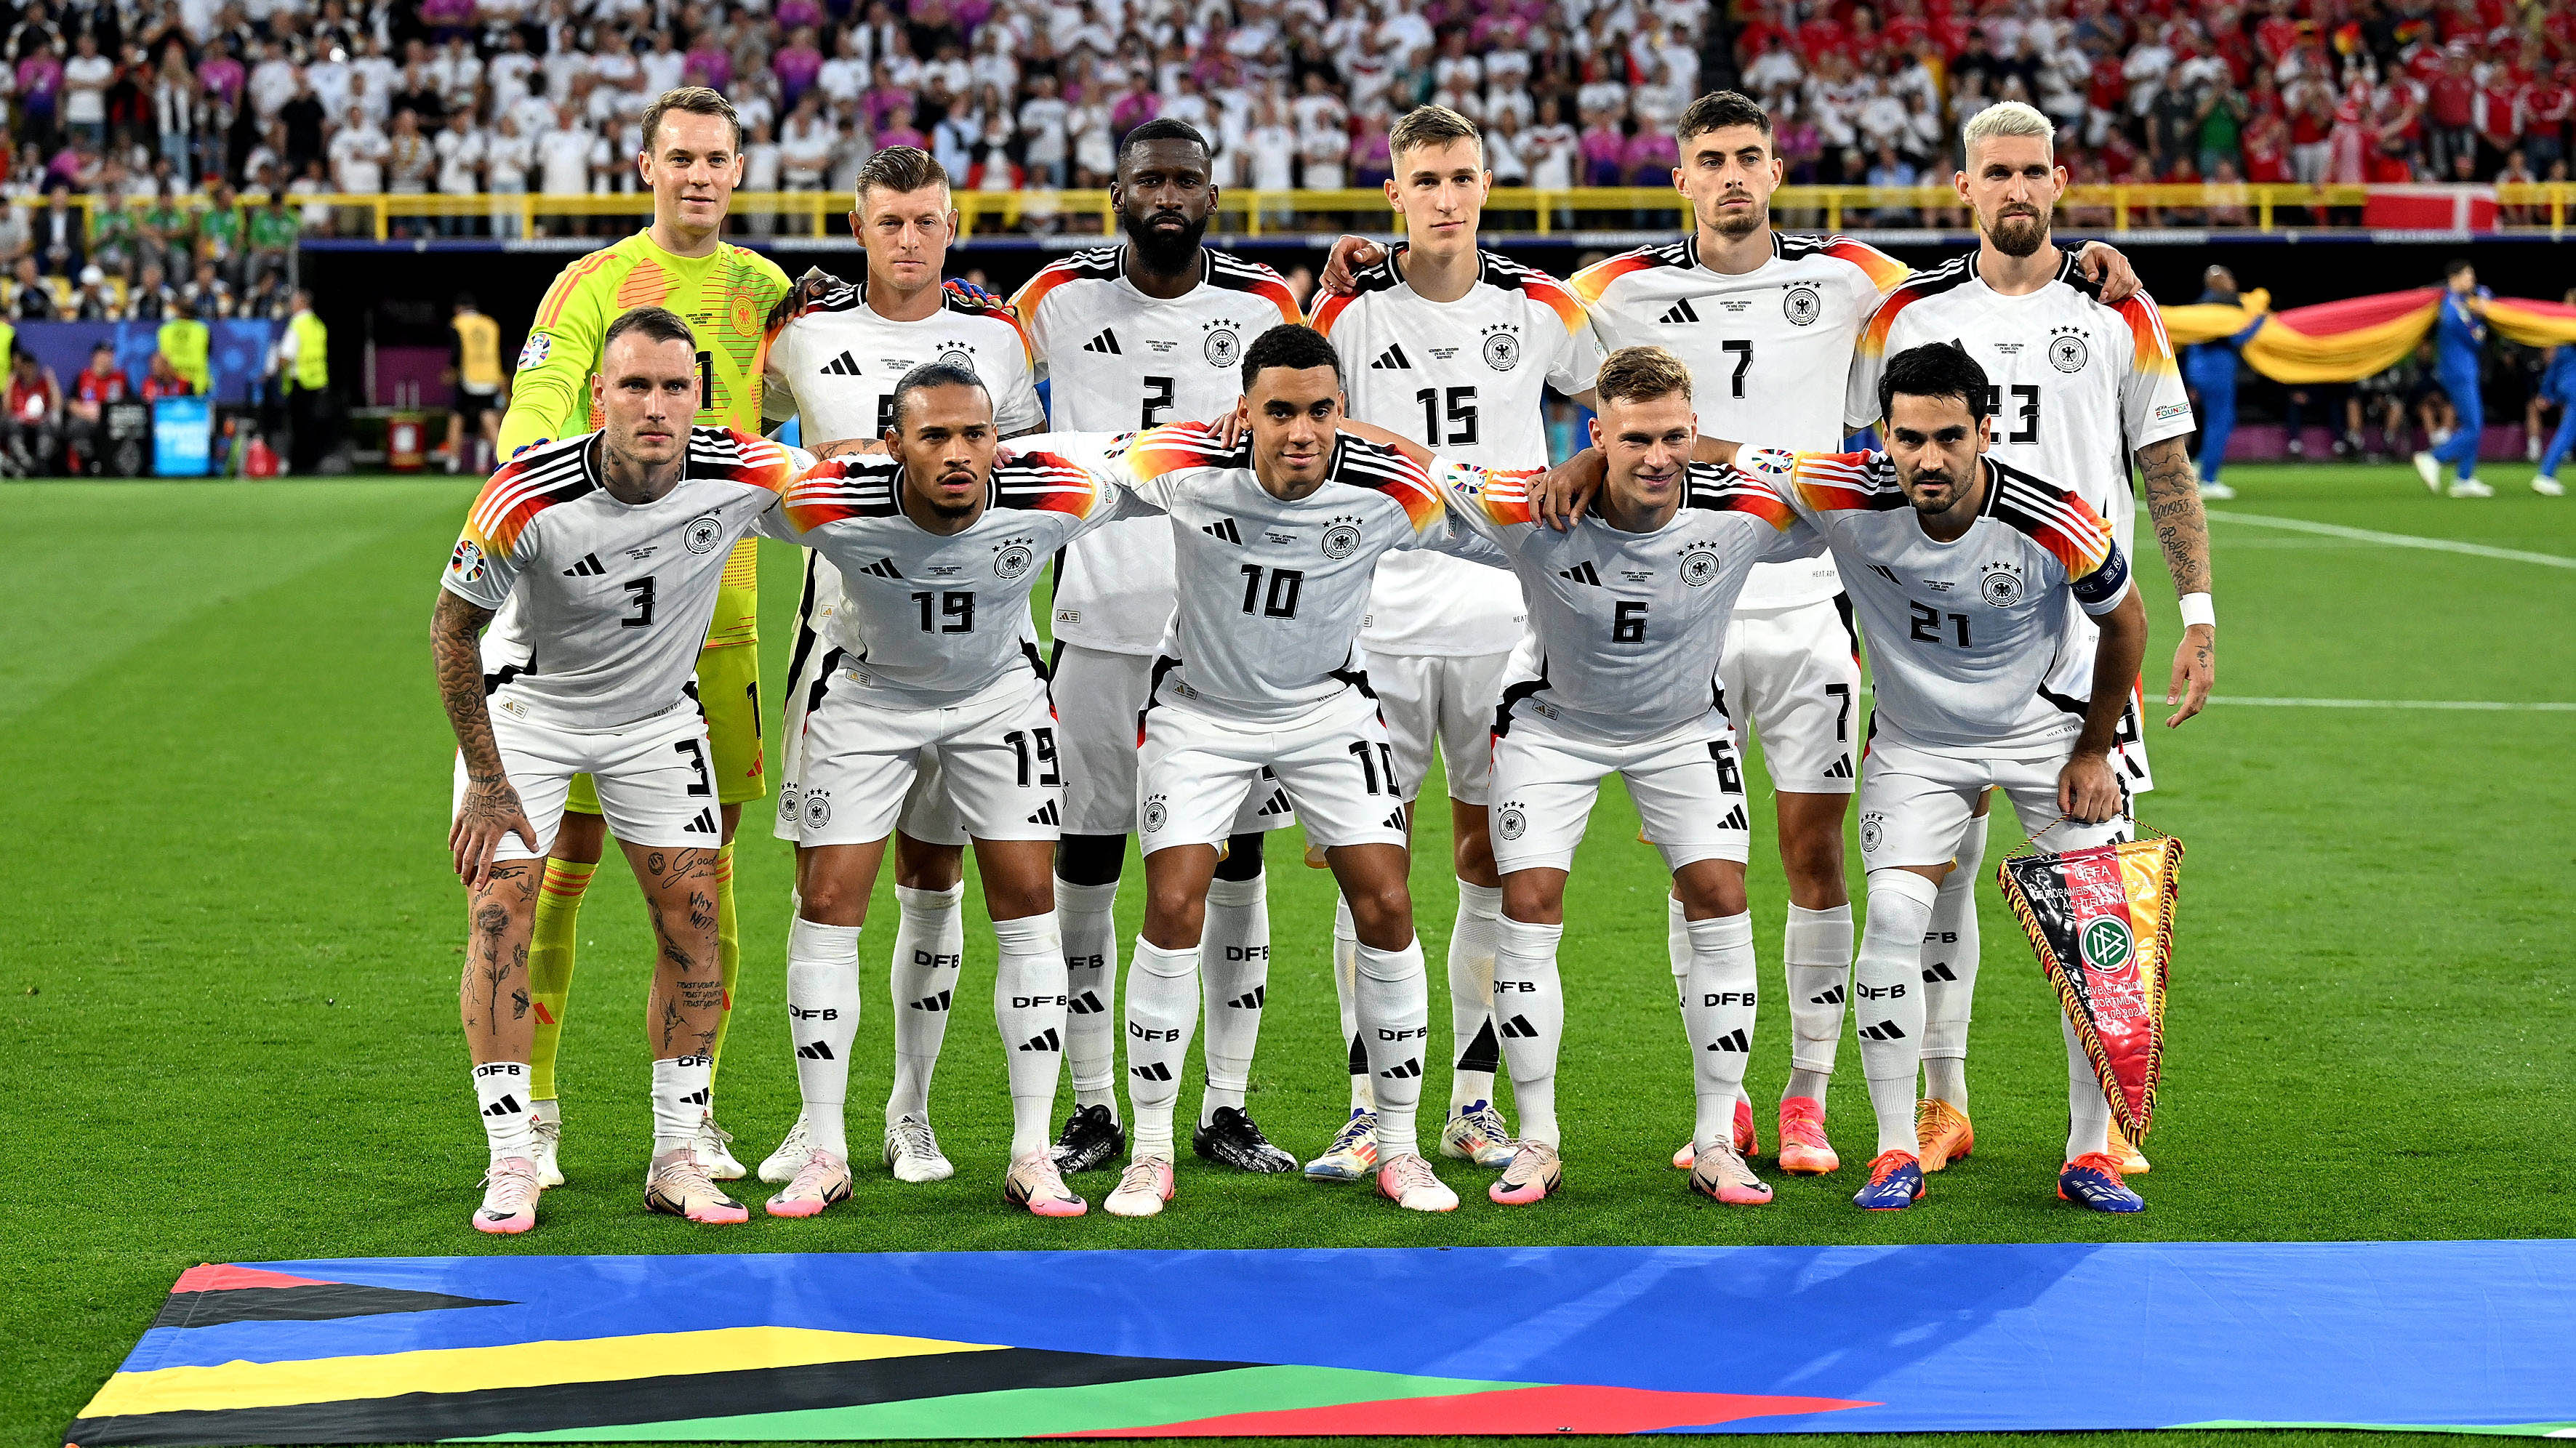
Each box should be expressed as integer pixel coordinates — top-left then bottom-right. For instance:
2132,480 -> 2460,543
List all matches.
1988,210 -> 2048,257
1122,207 -> 1210,271
917,469 -> 982,516
1709,193 -> 1764,238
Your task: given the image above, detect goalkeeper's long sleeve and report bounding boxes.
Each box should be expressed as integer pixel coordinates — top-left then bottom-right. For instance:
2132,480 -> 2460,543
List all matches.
496,263 -> 608,459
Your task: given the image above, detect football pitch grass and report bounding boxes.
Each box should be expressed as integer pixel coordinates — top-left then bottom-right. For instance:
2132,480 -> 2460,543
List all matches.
9,462 -> 2574,1447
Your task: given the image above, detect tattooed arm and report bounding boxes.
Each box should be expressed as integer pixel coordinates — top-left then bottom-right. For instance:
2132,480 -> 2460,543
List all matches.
433,588 -> 539,887
2135,435 -> 2215,726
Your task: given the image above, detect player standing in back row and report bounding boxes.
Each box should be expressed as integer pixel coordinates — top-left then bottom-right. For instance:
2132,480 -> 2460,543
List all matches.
488,87 -> 792,1187
1009,119 -> 1305,1178
1844,100 -> 2213,1178
1301,104 -> 1602,1182
756,146 -> 1048,1188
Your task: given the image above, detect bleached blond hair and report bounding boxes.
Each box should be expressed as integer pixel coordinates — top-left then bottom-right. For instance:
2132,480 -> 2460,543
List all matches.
1961,100 -> 2055,159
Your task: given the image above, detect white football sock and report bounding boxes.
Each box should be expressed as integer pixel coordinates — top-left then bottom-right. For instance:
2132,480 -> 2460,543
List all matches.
992,912 -> 1070,1157
1854,869 -> 1938,1158
786,917 -> 862,1159
1493,915 -> 1565,1148
473,1061 -> 534,1160
1353,936 -> 1431,1158
1665,893 -> 1689,1007
1921,821 -> 1986,1109
1785,902 -> 1855,1106
1682,912 -> 1759,1152
887,882 -> 964,1124
1055,878 -> 1121,1117
1123,936 -> 1199,1161
1198,872 -> 1269,1123
1331,893 -> 1373,1109
2063,1015 -> 2113,1161
649,1053 -> 712,1157
1448,880 -> 1504,1113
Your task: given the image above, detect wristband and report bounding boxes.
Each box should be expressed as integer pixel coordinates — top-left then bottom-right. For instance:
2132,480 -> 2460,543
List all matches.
2178,592 -> 2215,630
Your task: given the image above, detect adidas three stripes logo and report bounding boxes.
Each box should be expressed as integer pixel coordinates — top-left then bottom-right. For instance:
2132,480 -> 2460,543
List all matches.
562,553 -> 605,577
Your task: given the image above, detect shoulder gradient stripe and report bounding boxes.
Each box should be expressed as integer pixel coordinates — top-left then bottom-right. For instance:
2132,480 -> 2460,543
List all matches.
64,1242 -> 2576,1443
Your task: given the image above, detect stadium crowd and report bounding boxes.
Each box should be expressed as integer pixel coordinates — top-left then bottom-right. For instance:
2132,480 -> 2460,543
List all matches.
0,0 -> 2562,269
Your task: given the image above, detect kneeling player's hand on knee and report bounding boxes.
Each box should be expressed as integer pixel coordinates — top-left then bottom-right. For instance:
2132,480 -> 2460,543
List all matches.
2056,752 -> 2122,826
452,779 -> 539,889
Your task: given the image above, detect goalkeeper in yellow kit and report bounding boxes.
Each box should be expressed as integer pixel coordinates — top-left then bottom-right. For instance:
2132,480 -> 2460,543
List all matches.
491,86 -> 791,1183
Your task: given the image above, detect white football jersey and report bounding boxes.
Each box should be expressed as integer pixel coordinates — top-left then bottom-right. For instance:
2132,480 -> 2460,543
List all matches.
1312,248 -> 1600,656
1109,421 -> 1488,725
761,273 -> 1046,446
1742,446 -> 2133,757
761,433 -> 1136,707
1011,246 -> 1302,654
1842,249 -> 2194,566
1445,460 -> 1823,744
1573,231 -> 1909,609
449,429 -> 805,731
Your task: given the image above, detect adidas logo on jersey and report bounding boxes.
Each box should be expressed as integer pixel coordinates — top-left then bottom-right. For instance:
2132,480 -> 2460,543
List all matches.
562,553 -> 606,577
1858,1019 -> 1908,1042
1227,986 -> 1265,1009
1717,805 -> 1748,830
1256,788 -> 1292,817
1083,328 -> 1122,354
481,1094 -> 522,1117
1658,299 -> 1701,324
1381,808 -> 1408,830
1379,1056 -> 1423,1079
819,350 -> 864,377
1868,563 -> 1901,584
1922,962 -> 1959,983
1067,990 -> 1104,1015
795,1040 -> 835,1061
1810,984 -> 1847,1006
1499,1013 -> 1539,1039
1557,560 -> 1602,585
908,989 -> 953,1013
1016,1028 -> 1062,1053
1202,516 -> 1243,544
1824,754 -> 1855,780
1025,800 -> 1061,826
682,808 -> 718,835
1131,1061 -> 1173,1082
1369,343 -> 1413,370
859,558 -> 904,579
1705,1028 -> 1750,1053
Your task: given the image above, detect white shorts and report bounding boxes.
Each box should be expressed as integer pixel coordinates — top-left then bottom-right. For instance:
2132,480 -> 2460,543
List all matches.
1718,596 -> 1862,796
1370,649 -> 1508,807
789,666 -> 1062,848
1136,691 -> 1393,855
776,586 -> 964,848
457,704 -> 720,863
1856,738 -> 2132,871
1487,711 -> 1752,875
1054,641 -> 1293,840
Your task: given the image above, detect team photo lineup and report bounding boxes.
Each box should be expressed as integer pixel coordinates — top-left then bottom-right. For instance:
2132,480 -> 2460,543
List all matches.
436,79 -> 2221,1234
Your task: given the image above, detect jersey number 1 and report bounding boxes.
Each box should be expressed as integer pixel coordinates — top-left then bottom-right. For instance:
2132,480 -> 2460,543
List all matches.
697,350 -> 715,414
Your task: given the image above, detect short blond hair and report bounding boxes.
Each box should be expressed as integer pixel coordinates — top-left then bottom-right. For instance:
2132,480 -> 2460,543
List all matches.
1594,345 -> 1694,407
854,145 -> 950,210
1389,104 -> 1483,166
1962,100 -> 2054,158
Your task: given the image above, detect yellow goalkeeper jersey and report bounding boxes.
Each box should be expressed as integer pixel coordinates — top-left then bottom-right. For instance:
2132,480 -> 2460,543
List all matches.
499,229 -> 792,648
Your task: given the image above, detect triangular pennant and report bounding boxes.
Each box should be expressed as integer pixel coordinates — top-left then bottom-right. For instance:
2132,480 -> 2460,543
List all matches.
1997,834 -> 2181,1141
168,1265 -> 335,1293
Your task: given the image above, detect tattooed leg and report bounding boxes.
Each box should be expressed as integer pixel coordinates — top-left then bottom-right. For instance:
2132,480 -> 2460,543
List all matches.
629,840 -> 724,1062
460,864 -> 539,1064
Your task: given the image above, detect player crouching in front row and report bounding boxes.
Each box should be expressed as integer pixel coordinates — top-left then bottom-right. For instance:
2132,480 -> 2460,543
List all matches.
434,307 -> 808,1233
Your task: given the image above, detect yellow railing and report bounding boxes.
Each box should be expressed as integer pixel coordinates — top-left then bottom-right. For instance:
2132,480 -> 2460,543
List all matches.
63,183 -> 2576,241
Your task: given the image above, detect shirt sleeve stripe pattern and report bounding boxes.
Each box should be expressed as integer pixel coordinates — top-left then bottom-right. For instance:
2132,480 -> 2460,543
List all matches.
1334,438 -> 1445,534
782,459 -> 903,528
1787,449 -> 1900,512
1209,249 -> 1302,324
995,453 -> 1108,515
2117,293 -> 2180,374
1120,420 -> 1245,479
1822,236 -> 1914,295
1685,464 -> 1799,529
1991,466 -> 2117,580
465,439 -> 594,552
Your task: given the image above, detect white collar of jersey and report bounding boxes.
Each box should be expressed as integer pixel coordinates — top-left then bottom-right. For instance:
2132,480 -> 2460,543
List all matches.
1115,244 -> 1210,299
1681,230 -> 1785,275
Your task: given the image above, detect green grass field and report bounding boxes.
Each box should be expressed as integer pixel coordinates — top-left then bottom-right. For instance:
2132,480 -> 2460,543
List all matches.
8,462 -> 2575,1448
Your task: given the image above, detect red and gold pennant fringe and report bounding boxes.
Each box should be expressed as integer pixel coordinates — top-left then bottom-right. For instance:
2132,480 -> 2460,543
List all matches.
1997,835 -> 2183,1142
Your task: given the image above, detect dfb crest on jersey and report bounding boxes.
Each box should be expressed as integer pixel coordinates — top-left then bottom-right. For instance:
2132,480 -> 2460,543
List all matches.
1980,560 -> 2025,606
1321,519 -> 1363,559
1203,322 -> 1241,367
1495,805 -> 1528,841
1680,547 -> 1721,587
449,538 -> 486,582
777,784 -> 800,829
992,541 -> 1036,580
1783,284 -> 1822,326
939,347 -> 976,371
1141,794 -> 1170,833
1481,325 -> 1522,371
1859,812 -> 1885,854
802,788 -> 832,832
683,515 -> 724,554
515,332 -> 552,370
2049,326 -> 2090,373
